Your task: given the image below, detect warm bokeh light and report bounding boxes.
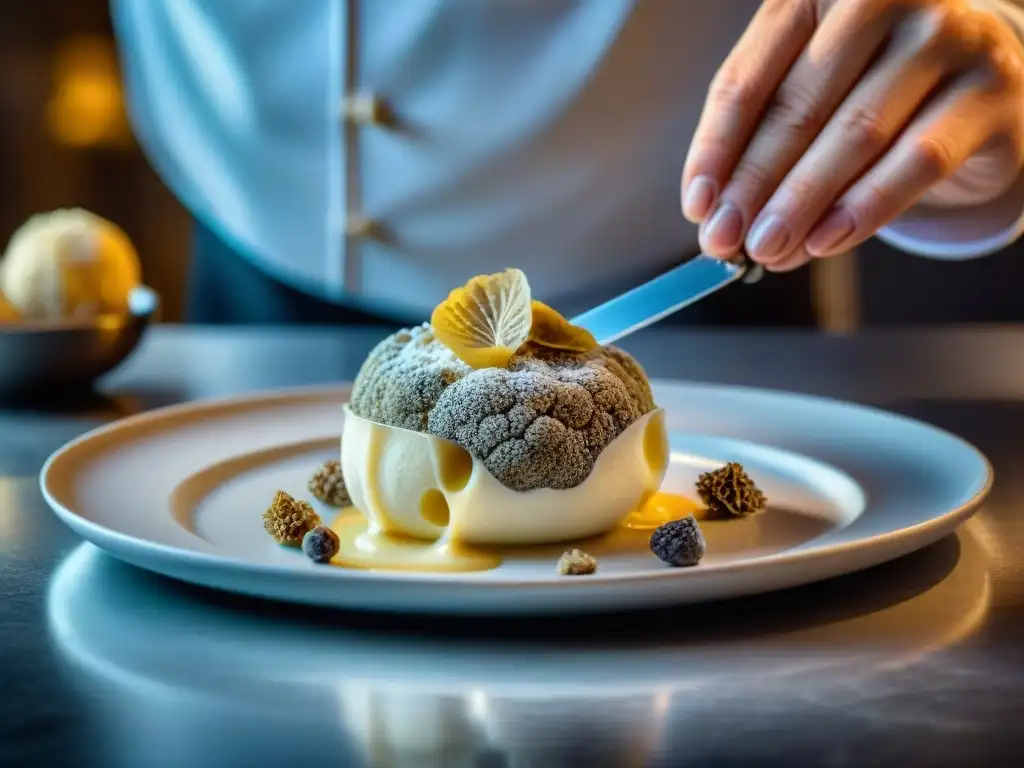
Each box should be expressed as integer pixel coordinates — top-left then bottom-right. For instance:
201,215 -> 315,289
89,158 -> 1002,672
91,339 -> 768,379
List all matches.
47,35 -> 131,149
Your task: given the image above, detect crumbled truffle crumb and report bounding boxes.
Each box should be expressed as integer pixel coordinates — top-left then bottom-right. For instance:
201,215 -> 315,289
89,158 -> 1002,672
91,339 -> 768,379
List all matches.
557,548 -> 598,575
308,459 -> 350,507
302,525 -> 340,563
349,324 -> 655,492
262,490 -> 321,546
695,462 -> 767,518
650,516 -> 706,567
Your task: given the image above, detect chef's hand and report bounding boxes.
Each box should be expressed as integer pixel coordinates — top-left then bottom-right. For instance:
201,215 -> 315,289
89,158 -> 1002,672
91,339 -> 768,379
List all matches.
681,0 -> 1024,271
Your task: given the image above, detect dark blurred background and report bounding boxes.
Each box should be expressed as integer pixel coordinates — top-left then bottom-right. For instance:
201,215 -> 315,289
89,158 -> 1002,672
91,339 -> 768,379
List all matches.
0,2 -> 189,322
0,2 -> 1019,328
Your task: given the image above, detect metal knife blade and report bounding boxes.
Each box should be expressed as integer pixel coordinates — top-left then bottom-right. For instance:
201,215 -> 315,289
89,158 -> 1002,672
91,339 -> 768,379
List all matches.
570,255 -> 761,345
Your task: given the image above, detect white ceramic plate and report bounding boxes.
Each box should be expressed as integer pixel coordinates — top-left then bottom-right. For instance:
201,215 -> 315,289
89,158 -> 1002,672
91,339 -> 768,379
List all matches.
40,383 -> 992,615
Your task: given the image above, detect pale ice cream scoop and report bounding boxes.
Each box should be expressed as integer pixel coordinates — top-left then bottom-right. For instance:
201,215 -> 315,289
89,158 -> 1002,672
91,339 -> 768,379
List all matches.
341,406 -> 669,545
0,208 -> 140,320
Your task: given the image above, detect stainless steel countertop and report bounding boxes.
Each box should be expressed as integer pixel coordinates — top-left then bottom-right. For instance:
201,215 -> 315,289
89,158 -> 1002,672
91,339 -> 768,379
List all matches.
3,326 -> 1024,768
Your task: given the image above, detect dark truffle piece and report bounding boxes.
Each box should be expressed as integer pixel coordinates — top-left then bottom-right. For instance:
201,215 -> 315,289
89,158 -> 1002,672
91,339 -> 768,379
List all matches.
308,459 -> 351,507
557,548 -> 598,575
262,490 -> 321,546
695,462 -> 767,518
650,516 -> 706,567
302,525 -> 341,563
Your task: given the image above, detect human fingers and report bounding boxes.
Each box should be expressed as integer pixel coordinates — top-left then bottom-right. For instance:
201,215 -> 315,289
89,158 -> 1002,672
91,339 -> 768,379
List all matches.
806,15 -> 1024,256
696,0 -> 897,258
806,81 -> 1021,256
763,243 -> 814,272
681,0 -> 816,225
746,3 -> 977,264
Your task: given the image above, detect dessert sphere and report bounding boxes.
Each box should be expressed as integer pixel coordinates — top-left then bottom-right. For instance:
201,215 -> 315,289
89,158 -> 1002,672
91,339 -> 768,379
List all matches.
0,208 -> 140,320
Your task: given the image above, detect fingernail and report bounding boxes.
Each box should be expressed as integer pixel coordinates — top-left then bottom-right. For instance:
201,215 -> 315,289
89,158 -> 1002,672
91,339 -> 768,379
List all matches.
701,202 -> 744,254
746,214 -> 790,263
806,209 -> 856,257
683,176 -> 718,222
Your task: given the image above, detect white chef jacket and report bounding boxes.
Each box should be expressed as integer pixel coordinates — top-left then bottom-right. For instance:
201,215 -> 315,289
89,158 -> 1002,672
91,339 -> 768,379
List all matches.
111,0 -> 1024,319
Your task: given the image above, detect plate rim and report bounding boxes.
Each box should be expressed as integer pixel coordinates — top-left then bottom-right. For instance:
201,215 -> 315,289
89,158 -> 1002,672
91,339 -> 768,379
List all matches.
40,381 -> 993,594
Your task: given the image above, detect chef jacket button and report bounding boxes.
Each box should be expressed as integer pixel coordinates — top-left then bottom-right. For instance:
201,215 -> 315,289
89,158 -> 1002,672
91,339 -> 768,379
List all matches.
345,215 -> 384,241
342,92 -> 392,127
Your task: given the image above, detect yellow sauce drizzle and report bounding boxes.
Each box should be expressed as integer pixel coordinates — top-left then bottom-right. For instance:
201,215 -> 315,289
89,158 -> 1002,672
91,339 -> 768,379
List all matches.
330,510 -> 500,573
621,492 -> 704,530
434,439 -> 473,492
362,424 -> 395,532
643,410 -> 670,476
419,488 -> 451,527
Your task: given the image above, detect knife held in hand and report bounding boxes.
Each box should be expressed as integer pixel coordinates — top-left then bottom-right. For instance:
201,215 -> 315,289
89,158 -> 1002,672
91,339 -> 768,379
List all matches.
570,254 -> 763,346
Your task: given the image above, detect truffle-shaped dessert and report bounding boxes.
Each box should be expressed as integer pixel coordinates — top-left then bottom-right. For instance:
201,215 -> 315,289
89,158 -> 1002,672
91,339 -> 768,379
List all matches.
342,269 -> 669,545
0,208 -> 140,320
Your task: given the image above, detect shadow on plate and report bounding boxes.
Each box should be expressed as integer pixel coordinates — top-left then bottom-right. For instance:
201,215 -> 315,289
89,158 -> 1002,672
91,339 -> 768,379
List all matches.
697,505 -> 839,560
45,525 -> 994,768
75,529 -> 963,645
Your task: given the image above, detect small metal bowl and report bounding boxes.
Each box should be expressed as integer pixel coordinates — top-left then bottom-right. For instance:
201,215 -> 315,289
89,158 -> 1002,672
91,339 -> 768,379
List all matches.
0,286 -> 159,400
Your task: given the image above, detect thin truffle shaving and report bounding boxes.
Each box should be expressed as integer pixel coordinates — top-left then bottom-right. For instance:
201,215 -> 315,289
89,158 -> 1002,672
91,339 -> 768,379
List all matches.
349,324 -> 654,492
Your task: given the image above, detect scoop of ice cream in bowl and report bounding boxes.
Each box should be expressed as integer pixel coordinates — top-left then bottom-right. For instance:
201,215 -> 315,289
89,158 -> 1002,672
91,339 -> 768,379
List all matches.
341,269 -> 670,547
0,208 -> 159,399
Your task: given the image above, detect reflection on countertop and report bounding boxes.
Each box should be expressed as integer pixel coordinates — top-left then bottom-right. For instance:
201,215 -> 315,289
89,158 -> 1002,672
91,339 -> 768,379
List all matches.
46,521 -> 995,768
